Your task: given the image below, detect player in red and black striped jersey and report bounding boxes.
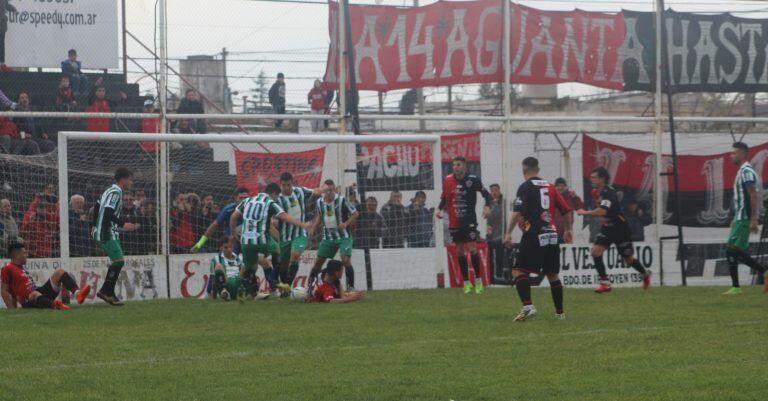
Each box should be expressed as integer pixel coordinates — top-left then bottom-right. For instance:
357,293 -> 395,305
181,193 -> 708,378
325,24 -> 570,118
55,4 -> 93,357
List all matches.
308,260 -> 365,304
1,243 -> 91,310
577,167 -> 651,293
504,157 -> 572,321
436,156 -> 493,295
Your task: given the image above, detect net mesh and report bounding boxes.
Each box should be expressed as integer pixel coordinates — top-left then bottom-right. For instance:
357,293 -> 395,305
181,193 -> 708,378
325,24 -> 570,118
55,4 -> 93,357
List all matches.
36,133 -> 441,260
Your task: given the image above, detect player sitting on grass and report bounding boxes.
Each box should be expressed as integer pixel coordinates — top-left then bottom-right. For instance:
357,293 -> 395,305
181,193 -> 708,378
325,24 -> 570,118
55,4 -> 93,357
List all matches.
309,260 -> 365,304
1,243 -> 91,310
210,241 -> 244,301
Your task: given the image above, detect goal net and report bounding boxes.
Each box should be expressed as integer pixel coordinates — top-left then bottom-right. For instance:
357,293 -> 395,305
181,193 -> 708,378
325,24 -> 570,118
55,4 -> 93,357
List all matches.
51,132 -> 443,301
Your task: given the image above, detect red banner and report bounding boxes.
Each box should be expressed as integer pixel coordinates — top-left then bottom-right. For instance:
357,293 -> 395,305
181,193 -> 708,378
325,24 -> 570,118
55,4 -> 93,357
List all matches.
325,1 -> 624,91
235,148 -> 325,194
441,132 -> 481,163
446,242 -> 491,287
582,136 -> 768,227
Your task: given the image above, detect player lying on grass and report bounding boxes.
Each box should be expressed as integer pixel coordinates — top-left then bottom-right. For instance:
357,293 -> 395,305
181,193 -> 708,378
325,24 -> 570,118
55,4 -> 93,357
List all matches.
230,184 -> 310,301
1,243 -> 91,310
210,241 -> 244,301
504,157 -> 571,321
309,260 -> 365,304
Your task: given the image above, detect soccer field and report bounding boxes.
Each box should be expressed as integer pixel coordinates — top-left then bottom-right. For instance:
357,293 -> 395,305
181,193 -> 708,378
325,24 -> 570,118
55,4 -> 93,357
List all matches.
1,287 -> 765,401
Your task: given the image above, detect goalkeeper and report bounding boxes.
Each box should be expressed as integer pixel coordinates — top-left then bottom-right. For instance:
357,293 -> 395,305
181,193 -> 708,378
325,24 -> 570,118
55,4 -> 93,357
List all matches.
191,187 -> 250,253
210,241 -> 244,301
192,187 -> 273,297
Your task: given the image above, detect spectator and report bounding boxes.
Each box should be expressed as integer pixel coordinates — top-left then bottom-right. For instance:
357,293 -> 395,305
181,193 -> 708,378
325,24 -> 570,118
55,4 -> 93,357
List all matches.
486,184 -> 505,277
269,72 -> 286,128
0,116 -> 38,155
68,194 -> 91,257
85,86 -> 111,132
380,190 -> 408,248
61,49 -> 88,95
553,178 -> 583,243
308,79 -> 327,132
121,192 -> 142,255
134,190 -> 147,208
21,191 -> 59,258
140,99 -> 161,152
406,191 -> 433,247
0,0 -> 18,65
0,198 -> 19,258
13,92 -> 54,153
186,193 -> 208,247
172,119 -> 196,134
136,199 -> 158,255
177,89 -> 206,133
625,199 -> 652,242
170,193 -> 195,253
55,75 -> 77,111
355,197 -> 385,249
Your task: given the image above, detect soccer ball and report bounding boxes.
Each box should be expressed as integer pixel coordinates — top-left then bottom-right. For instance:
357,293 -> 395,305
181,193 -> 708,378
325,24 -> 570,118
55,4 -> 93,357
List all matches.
291,287 -> 308,302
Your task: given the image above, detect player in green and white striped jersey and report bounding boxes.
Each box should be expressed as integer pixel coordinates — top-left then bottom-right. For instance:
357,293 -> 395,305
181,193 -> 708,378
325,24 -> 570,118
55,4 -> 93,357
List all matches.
276,172 -> 322,288
308,179 -> 359,290
210,241 -> 244,301
723,142 -> 768,295
92,167 -> 139,306
229,183 -> 309,299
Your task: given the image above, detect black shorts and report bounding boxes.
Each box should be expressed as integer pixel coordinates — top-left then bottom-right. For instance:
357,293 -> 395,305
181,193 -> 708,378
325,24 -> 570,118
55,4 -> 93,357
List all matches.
450,224 -> 479,243
595,226 -> 634,257
514,232 -> 561,275
20,279 -> 59,308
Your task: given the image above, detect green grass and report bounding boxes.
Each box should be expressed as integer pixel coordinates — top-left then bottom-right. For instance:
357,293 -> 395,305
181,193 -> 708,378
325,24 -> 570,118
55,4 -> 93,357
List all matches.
1,286 -> 766,401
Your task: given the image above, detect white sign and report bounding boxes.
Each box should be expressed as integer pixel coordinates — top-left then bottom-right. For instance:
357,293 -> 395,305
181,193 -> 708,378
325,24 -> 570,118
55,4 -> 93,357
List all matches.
167,251 -> 368,299
0,255 -> 167,309
554,243 -> 658,289
5,0 -> 119,69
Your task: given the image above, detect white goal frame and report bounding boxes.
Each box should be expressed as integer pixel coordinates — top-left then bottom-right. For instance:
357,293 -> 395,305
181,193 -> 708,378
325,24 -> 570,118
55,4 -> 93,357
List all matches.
57,131 -> 445,282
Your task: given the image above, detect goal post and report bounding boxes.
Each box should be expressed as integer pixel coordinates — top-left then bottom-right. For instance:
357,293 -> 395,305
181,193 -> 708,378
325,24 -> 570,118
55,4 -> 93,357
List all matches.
57,131 -> 444,295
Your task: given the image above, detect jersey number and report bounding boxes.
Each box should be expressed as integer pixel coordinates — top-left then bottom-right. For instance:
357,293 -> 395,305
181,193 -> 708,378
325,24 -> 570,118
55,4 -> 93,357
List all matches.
540,188 -> 550,209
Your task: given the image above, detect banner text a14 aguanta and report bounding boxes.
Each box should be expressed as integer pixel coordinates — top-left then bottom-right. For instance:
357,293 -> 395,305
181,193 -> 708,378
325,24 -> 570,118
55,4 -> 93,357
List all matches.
325,0 -> 768,93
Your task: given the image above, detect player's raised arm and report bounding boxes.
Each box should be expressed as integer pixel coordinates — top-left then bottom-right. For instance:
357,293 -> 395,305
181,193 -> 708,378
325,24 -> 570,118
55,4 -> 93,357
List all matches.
229,207 -> 243,245
275,204 -> 308,229
339,197 -> 359,230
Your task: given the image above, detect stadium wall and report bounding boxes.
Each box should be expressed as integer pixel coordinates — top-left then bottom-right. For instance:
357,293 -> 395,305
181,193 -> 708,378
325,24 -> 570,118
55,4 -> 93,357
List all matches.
3,241 -> 759,309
